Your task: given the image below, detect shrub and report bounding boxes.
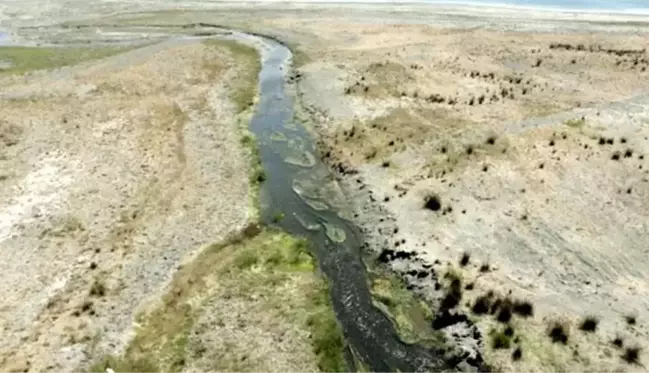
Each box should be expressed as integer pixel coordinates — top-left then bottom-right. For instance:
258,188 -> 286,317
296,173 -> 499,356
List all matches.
613,336 -> 624,348
548,322 -> 569,344
497,301 -> 513,323
486,136 -> 496,145
254,169 -> 267,183
479,263 -> 490,273
459,252 -> 470,267
625,315 -> 637,325
441,279 -> 463,310
512,347 -> 523,361
89,279 -> 106,297
622,346 -> 641,365
579,316 -> 598,332
424,195 -> 442,211
472,295 -> 491,315
512,300 -> 534,317
611,151 -> 621,161
492,330 -> 512,349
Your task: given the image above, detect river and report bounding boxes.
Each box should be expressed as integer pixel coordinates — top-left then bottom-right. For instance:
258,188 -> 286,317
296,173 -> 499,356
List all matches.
228,31 -> 454,372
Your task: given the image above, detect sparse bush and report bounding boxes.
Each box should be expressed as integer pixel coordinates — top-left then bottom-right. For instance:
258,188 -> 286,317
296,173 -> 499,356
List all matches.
548,322 -> 569,344
240,134 -> 253,145
272,212 -> 285,223
424,194 -> 442,211
440,276 -> 463,310
497,300 -> 513,323
254,169 -> 267,183
459,252 -> 470,267
472,295 -> 491,315
512,300 -> 534,317
504,325 -> 515,337
579,316 -> 599,332
81,300 -> 93,313
613,336 -> 624,348
622,346 -> 641,365
625,315 -> 637,325
89,278 -> 106,297
491,330 -> 512,349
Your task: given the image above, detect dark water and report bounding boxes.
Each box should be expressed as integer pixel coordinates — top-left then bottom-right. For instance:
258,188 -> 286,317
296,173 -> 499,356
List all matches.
242,35 -> 449,372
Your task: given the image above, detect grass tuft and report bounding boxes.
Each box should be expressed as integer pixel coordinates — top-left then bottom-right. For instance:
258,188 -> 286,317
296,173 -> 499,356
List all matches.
548,321 -> 569,345
579,316 -> 598,333
491,329 -> 512,349
622,346 -> 641,365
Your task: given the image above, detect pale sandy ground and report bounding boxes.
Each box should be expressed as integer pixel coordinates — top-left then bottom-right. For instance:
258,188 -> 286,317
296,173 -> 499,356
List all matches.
0,39 -> 254,371
283,6 -> 649,373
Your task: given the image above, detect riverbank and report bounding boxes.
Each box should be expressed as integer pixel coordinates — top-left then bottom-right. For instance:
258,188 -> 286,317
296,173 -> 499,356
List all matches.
287,7 -> 649,373
0,34 -> 346,372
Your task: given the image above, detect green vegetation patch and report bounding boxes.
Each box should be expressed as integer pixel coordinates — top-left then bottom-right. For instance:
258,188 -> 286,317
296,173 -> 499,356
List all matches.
370,271 -> 442,345
0,46 -> 131,75
564,117 -> 586,128
89,227 -> 346,372
203,39 -> 260,113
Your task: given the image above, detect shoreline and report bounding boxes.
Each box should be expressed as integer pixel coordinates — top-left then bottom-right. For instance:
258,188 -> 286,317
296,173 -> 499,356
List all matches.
203,1 -> 649,19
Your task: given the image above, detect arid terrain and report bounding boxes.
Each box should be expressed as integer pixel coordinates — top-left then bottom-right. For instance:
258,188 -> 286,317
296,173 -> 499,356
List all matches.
282,6 -> 649,373
2,1 -> 649,372
0,15 -> 342,373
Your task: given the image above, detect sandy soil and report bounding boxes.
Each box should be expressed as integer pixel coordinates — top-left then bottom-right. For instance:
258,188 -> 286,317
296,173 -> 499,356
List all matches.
280,7 -> 649,373
0,39 -> 254,371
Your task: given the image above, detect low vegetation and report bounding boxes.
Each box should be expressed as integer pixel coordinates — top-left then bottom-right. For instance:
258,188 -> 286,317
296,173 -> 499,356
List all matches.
204,39 -> 260,112
90,228 -> 346,372
370,271 -> 442,344
0,45 -> 133,75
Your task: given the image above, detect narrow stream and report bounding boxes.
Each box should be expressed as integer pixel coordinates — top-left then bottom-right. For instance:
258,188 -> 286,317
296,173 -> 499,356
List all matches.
231,32 -> 450,372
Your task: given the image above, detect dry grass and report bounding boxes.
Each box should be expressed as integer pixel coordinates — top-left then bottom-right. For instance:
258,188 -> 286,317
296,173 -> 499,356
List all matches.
0,45 -> 132,75
204,39 -> 261,113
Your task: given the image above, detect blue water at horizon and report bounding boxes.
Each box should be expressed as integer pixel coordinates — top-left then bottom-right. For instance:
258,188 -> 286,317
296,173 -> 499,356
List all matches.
431,0 -> 649,11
